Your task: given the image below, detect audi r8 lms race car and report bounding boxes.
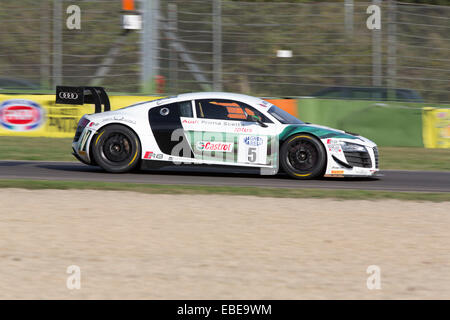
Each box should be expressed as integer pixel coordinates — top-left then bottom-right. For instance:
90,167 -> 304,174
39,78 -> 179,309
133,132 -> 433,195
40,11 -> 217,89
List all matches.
58,87 -> 379,179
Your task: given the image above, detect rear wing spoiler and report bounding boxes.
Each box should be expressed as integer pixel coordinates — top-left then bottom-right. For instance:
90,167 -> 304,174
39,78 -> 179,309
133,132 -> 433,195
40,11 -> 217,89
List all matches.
55,86 -> 111,113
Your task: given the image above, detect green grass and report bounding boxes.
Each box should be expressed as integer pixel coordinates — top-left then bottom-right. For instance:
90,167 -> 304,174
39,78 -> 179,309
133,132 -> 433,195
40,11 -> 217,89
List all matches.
379,147 -> 450,171
0,137 -> 449,171
0,179 -> 448,202
0,137 -> 74,161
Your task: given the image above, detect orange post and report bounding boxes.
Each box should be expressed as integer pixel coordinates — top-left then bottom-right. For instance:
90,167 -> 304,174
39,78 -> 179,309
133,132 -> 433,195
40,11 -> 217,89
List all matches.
122,0 -> 135,11
265,99 -> 298,117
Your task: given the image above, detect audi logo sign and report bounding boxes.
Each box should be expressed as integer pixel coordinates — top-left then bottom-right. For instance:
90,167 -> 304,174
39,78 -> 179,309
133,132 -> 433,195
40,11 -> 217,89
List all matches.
55,86 -> 84,105
58,92 -> 79,100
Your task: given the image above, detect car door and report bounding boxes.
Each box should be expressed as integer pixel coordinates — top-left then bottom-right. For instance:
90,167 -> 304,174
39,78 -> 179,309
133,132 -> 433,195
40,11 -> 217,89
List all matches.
148,100 -> 194,159
181,98 -> 277,167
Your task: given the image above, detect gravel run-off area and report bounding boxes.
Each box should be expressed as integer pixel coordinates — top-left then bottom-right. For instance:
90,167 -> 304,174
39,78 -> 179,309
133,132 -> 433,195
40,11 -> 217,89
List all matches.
0,189 -> 449,299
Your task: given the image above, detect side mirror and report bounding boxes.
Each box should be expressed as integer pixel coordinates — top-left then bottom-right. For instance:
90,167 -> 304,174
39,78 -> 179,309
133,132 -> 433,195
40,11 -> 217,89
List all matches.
247,114 -> 268,128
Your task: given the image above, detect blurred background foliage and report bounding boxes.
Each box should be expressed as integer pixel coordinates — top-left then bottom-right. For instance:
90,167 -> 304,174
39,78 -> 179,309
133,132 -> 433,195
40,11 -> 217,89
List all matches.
0,0 -> 448,103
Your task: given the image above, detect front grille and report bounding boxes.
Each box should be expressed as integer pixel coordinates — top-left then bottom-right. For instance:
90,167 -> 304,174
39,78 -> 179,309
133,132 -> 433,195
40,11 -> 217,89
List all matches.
73,127 -> 83,142
373,147 -> 379,168
73,117 -> 89,142
344,150 -> 372,168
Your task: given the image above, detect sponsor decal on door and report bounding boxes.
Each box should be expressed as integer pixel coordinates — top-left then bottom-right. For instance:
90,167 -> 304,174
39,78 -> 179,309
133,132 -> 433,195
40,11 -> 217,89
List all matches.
238,135 -> 267,164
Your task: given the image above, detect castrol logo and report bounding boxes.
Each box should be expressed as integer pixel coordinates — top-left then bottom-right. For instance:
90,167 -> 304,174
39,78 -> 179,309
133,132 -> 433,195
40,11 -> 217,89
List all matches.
196,141 -> 233,152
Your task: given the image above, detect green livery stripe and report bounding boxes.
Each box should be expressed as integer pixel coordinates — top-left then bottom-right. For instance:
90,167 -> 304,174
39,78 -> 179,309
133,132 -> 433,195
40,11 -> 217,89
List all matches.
279,125 -> 359,141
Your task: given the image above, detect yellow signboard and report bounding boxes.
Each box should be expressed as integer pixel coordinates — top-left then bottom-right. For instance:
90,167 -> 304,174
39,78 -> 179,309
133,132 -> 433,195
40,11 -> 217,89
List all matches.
0,94 -> 161,138
422,107 -> 450,148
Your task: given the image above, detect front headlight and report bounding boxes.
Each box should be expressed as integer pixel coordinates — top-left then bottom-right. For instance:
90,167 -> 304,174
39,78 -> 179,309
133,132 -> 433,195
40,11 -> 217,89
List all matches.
340,141 -> 367,152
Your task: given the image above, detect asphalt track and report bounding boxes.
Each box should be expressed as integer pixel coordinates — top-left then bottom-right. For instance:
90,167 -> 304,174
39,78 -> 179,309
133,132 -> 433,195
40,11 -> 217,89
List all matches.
0,160 -> 449,192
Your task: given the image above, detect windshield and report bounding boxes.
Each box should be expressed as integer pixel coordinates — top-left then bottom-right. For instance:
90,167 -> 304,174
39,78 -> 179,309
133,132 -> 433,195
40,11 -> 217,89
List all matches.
268,105 -> 304,124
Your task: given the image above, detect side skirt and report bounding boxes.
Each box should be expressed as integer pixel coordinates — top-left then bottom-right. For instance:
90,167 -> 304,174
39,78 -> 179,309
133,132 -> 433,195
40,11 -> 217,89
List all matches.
140,159 -> 264,175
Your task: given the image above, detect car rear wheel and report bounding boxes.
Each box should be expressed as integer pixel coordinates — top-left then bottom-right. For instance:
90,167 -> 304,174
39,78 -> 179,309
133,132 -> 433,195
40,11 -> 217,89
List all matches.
91,124 -> 141,173
280,134 -> 326,179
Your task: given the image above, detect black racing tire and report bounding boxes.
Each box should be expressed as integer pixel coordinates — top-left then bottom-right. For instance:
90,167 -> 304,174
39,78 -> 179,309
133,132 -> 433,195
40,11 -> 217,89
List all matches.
280,134 -> 327,180
91,124 -> 141,173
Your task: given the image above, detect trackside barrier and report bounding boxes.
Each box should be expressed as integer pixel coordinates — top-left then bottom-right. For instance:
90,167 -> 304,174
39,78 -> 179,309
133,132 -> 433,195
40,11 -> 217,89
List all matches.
0,94 -> 161,138
296,98 -> 427,147
422,108 -> 450,149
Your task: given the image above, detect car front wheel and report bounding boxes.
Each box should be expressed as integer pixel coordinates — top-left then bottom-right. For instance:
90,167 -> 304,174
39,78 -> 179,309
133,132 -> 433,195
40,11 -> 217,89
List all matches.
280,134 -> 326,179
91,124 -> 141,173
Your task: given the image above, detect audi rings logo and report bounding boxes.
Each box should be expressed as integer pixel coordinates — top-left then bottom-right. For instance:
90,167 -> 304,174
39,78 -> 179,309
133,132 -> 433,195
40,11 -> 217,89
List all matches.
59,92 -> 79,100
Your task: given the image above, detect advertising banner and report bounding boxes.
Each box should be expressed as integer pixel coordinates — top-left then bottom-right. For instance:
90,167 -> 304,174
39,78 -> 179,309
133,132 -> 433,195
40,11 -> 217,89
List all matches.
0,95 -> 160,138
422,107 -> 450,148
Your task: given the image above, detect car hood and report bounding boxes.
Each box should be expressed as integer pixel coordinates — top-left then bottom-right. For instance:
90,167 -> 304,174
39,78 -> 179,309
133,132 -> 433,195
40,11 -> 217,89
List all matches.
280,123 -> 375,145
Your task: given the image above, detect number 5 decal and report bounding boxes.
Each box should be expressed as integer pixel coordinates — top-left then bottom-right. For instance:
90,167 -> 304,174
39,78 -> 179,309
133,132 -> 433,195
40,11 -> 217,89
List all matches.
248,147 -> 256,163
238,135 -> 267,164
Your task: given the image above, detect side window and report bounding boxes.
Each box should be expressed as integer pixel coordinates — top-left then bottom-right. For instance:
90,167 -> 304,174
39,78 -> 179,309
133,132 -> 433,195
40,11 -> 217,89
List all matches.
195,99 -> 272,123
149,100 -> 192,121
179,101 -> 193,117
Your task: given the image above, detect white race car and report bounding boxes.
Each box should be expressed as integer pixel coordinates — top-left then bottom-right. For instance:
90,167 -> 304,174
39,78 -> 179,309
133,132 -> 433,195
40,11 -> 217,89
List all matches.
57,87 -> 379,179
